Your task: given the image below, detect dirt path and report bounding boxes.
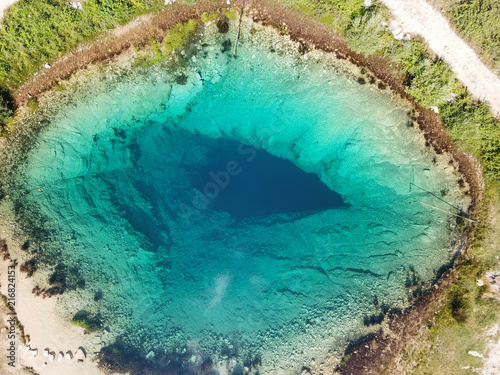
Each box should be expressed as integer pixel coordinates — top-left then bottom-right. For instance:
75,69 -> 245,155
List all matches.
379,0 -> 500,118
0,0 -> 17,17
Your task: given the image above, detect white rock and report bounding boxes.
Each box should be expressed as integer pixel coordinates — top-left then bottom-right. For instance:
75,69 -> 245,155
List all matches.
486,270 -> 500,284
58,351 -> 64,361
477,279 -> 484,286
75,347 -> 86,360
31,349 -> 38,356
25,345 -> 31,352
430,106 -> 440,114
44,63 -> 51,69
43,362 -> 47,367
364,0 -> 372,7
49,353 -> 55,361
393,30 -> 404,40
448,93 -> 458,102
65,351 -> 73,359
227,0 -> 230,4
468,350 -> 484,358
146,351 -> 155,359
43,348 -> 49,356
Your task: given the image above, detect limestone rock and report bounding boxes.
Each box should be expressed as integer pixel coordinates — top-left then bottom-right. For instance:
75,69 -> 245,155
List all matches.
68,2 -> 83,11
468,350 -> 484,358
57,351 -> 64,361
486,270 -> 500,292
65,350 -> 73,359
75,347 -> 86,361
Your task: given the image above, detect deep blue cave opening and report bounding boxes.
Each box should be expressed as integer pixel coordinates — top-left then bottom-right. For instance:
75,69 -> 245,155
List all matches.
192,139 -> 345,220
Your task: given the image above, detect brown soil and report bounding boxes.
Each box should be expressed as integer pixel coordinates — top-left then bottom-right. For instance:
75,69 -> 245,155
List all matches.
12,1 -> 485,374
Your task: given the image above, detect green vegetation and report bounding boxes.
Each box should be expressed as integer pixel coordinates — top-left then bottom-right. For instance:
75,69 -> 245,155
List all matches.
0,0 -> 164,128
134,18 -> 199,67
164,18 -> 199,56
283,0 -> 368,33
440,83 -> 500,180
0,0 -> 163,89
71,310 -> 103,333
446,0 -> 500,72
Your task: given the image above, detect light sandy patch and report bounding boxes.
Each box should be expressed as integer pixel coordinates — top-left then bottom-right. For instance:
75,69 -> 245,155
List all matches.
0,0 -> 18,17
483,324 -> 500,375
0,214 -> 106,375
378,0 -> 500,118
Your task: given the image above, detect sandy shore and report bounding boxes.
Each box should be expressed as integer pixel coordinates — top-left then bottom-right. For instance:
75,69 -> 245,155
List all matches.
0,218 -> 105,375
379,0 -> 500,118
0,1 -> 97,373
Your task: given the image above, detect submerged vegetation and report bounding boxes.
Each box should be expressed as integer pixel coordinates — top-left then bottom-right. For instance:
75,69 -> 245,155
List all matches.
134,18 -> 199,67
71,310 -> 103,333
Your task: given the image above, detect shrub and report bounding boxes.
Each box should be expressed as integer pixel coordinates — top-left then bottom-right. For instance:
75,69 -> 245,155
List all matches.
449,286 -> 469,323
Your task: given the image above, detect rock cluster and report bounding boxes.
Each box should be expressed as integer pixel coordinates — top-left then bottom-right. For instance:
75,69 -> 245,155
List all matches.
20,344 -> 86,369
486,270 -> 500,292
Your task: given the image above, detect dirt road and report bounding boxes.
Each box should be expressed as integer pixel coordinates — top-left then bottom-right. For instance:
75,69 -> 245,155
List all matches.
379,0 -> 500,118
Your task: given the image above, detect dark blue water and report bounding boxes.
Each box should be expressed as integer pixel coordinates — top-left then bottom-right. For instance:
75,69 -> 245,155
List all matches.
192,140 -> 345,220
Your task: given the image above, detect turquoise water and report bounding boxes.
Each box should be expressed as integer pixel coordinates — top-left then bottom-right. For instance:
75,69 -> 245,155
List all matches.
4,20 -> 470,374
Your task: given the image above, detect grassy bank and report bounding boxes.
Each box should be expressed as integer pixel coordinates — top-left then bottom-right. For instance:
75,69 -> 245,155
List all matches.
0,0 -> 165,131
